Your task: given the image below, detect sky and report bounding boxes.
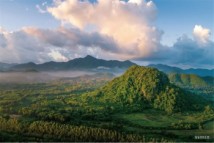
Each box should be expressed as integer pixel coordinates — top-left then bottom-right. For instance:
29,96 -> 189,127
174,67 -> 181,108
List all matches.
0,0 -> 213,68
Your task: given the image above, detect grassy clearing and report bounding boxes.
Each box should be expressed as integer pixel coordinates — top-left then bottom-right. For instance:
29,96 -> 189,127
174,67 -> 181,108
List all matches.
204,120 -> 214,130
114,109 -> 213,128
113,110 -> 214,141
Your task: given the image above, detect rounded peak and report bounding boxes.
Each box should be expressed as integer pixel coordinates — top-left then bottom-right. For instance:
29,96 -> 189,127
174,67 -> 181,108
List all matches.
84,55 -> 96,59
87,65 -> 195,113
127,65 -> 158,69
102,65 -> 170,101
26,62 -> 36,65
123,66 -> 170,94
125,65 -> 164,77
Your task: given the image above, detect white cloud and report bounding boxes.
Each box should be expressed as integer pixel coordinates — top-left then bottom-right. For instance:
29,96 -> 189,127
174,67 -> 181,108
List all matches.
0,27 -> 8,34
48,0 -> 161,59
137,33 -> 214,68
193,25 -> 211,45
128,0 -> 142,5
0,27 -> 121,63
48,49 -> 68,62
36,4 -> 47,14
0,33 -> 7,48
0,1 -> 213,68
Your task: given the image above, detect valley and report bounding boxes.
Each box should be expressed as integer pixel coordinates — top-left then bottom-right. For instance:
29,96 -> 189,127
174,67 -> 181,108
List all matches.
0,65 -> 213,142
1,0 -> 213,142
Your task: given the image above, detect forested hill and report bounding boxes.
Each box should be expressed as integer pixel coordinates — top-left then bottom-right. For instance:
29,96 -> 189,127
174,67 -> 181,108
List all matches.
168,73 -> 214,88
8,55 -> 136,71
85,65 -> 207,114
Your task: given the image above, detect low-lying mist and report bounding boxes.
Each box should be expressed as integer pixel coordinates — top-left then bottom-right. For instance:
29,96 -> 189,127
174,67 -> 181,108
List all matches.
0,70 -> 124,84
0,71 -> 95,83
45,71 -> 95,78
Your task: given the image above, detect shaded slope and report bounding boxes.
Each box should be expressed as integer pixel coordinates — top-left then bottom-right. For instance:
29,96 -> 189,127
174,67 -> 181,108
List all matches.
168,73 -> 214,88
85,66 -> 205,113
65,55 -> 135,69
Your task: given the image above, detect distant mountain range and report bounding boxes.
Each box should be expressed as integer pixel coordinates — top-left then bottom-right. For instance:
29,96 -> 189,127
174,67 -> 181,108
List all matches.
1,57 -> 213,77
148,64 -> 214,77
1,55 -> 136,72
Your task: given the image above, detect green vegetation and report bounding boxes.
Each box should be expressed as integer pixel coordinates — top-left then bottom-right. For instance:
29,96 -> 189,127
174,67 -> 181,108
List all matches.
168,73 -> 213,88
0,66 -> 213,142
85,66 -> 207,114
168,73 -> 214,101
0,117 -> 162,142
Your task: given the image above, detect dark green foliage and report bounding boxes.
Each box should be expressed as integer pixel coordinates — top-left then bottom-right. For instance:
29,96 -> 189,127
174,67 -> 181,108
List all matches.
0,66 -> 213,142
170,121 -> 198,130
86,65 -> 200,113
0,117 -> 167,142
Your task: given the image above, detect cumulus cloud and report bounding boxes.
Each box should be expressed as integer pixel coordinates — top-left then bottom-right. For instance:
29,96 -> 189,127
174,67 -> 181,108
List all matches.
0,27 -> 121,63
168,35 -> 213,67
136,26 -> 214,68
48,49 -> 68,61
48,0 -> 161,59
0,0 -> 213,69
0,28 -> 51,63
193,25 -> 211,45
0,0 -> 163,63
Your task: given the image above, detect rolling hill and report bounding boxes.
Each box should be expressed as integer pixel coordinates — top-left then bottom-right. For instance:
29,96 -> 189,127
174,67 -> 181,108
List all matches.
168,73 -> 214,88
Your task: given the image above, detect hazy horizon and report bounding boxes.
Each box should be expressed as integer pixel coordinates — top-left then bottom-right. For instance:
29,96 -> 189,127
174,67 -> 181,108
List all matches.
1,55 -> 214,70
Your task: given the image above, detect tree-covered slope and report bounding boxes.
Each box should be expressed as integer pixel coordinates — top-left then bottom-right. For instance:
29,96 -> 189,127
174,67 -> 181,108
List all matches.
168,73 -> 214,88
85,66 -> 205,113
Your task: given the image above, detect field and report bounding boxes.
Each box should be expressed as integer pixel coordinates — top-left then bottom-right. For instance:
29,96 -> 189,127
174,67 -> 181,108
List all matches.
114,110 -> 214,141
0,72 -> 213,142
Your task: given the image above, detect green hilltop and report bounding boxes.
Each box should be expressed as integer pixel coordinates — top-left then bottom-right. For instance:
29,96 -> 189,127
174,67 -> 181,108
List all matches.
84,65 -> 207,113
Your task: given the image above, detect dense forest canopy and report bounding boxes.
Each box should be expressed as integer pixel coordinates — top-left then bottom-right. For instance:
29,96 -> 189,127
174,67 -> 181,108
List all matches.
85,66 -> 209,113
0,65 -> 213,142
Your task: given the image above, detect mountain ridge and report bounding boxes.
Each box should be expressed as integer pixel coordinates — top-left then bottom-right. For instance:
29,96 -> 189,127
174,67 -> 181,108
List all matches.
8,55 -> 136,71
1,58 -> 213,77
148,64 -> 214,77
